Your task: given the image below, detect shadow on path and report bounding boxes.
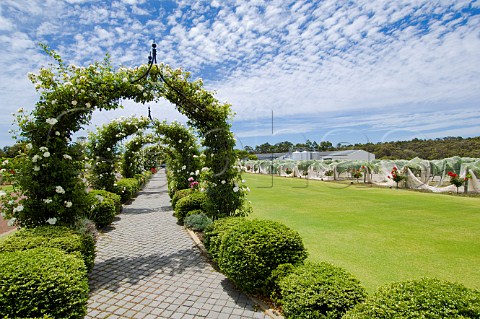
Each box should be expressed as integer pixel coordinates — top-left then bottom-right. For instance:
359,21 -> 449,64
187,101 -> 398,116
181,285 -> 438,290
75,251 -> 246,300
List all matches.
89,248 -> 209,293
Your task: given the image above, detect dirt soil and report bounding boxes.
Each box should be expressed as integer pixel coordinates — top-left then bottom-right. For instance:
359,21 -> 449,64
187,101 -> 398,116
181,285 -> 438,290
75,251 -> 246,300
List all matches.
0,215 -> 15,235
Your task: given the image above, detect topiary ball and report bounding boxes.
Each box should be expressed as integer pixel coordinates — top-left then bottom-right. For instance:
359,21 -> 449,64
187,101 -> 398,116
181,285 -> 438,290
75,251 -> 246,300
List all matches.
343,278 -> 480,319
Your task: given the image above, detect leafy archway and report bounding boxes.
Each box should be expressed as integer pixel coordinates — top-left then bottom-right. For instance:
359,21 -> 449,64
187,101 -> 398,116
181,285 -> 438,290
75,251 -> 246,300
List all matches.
152,120 -> 201,196
122,132 -> 159,178
87,115 -> 151,191
3,47 -> 247,227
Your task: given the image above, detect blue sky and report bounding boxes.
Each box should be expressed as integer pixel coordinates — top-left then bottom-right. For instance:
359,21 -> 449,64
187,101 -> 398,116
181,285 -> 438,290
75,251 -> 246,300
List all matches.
1,0 -> 479,149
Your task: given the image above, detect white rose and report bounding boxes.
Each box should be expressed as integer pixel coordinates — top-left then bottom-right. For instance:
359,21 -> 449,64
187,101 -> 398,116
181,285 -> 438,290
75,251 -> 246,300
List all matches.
46,118 -> 58,125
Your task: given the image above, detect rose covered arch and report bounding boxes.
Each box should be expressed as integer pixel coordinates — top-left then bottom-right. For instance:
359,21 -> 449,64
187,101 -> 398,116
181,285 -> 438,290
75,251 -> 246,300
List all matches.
4,47 -> 248,227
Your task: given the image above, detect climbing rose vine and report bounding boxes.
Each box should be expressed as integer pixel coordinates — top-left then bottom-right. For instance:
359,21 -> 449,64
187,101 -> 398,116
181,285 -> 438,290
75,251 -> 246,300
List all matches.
0,45 -> 248,227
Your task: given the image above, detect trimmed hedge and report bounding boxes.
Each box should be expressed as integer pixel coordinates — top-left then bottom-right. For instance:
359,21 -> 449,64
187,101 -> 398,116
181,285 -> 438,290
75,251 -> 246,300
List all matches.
217,219 -> 308,293
85,190 -> 122,227
184,213 -> 213,231
0,247 -> 89,319
113,178 -> 140,202
343,278 -> 480,318
171,188 -> 193,210
0,226 -> 95,272
203,217 -> 249,263
276,262 -> 367,319
174,192 -> 208,224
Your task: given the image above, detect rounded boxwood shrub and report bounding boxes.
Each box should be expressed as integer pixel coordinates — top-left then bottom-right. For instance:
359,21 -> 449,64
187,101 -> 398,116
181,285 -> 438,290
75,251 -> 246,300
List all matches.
203,217 -> 248,263
85,190 -> 121,227
276,262 -> 367,319
174,192 -> 207,224
0,247 -> 89,319
218,219 -> 308,293
184,213 -> 213,231
0,226 -> 95,272
343,278 -> 480,319
113,178 -> 140,202
171,188 -> 193,210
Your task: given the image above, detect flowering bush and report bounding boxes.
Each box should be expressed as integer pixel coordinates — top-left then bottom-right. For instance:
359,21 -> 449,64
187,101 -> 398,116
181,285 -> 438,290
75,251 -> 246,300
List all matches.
352,168 -> 363,182
121,133 -> 158,178
153,120 -> 201,195
447,171 -> 469,193
1,45 -> 247,226
87,116 -> 151,191
388,166 -> 406,188
0,158 -> 18,185
188,177 -> 199,189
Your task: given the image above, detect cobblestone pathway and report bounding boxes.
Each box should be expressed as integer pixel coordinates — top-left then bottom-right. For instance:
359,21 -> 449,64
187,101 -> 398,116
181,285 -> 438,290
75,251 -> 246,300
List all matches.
86,170 -> 271,319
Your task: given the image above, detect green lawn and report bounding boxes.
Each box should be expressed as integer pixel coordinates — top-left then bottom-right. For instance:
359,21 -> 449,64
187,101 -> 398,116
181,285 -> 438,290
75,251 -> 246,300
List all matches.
245,173 -> 480,292
0,185 -> 14,193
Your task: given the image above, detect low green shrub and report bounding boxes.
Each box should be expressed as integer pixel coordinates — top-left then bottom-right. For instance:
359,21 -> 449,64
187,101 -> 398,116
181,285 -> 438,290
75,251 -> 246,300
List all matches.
276,262 -> 367,319
0,226 -> 95,272
218,219 -> 308,294
167,176 -> 178,199
203,217 -> 248,263
184,213 -> 213,231
142,170 -> 153,182
134,173 -> 146,187
174,192 -> 207,224
0,247 -> 89,319
266,263 -> 296,300
171,188 -> 193,210
85,190 -> 121,227
343,278 -> 480,318
74,217 -> 99,243
113,178 -> 140,202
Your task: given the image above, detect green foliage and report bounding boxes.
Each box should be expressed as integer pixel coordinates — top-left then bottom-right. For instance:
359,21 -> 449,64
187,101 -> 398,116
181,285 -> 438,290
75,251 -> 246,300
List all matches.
171,188 -> 194,210
275,262 -> 367,319
85,190 -> 121,227
122,133 -> 158,178
0,226 -> 95,272
202,217 -> 248,263
0,142 -> 88,228
174,192 -> 208,224
113,178 -> 140,202
184,213 -> 212,231
343,278 -> 480,318
217,219 -> 308,293
3,46 -> 246,226
87,116 -> 151,192
153,120 -> 201,192
73,217 -> 99,243
248,137 -> 480,160
0,247 -> 88,319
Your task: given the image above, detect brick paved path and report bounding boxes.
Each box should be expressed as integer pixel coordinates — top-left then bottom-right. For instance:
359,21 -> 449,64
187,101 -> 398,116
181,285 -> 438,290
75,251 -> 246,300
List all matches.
86,170 -> 270,319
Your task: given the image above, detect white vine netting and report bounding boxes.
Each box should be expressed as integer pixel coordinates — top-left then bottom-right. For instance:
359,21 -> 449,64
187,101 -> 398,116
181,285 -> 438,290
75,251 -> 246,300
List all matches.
242,156 -> 480,193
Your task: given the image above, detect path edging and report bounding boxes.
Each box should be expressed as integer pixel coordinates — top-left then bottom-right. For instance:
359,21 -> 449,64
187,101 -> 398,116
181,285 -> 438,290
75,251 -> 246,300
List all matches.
185,228 -> 285,319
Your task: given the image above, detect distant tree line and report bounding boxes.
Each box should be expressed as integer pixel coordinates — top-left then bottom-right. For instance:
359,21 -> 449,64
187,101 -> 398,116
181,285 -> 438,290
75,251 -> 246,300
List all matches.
243,136 -> 480,160
3,136 -> 480,161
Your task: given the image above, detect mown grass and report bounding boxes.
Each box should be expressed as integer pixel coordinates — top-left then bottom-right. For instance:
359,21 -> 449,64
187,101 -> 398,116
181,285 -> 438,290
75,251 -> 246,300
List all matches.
0,185 -> 14,193
245,173 -> 480,292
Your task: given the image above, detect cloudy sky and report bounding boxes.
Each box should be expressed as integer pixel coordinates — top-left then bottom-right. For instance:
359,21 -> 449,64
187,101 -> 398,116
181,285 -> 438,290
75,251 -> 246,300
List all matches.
1,0 -> 479,149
